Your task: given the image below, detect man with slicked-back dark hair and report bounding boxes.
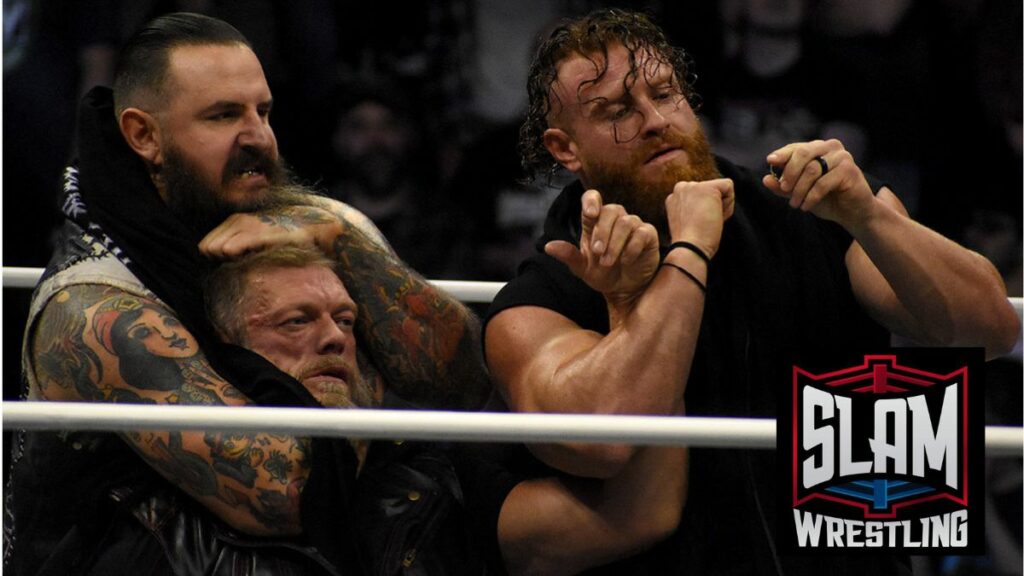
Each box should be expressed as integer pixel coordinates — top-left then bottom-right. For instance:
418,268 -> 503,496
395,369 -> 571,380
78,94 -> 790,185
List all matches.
6,12 -> 489,575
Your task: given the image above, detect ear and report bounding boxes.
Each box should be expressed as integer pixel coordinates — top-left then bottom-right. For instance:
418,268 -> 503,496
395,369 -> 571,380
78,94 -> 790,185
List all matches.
543,127 -> 582,173
118,108 -> 164,167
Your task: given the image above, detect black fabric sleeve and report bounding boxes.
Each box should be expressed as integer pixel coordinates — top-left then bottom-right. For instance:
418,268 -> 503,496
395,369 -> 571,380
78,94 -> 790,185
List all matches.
450,443 -> 525,576
483,252 -> 608,354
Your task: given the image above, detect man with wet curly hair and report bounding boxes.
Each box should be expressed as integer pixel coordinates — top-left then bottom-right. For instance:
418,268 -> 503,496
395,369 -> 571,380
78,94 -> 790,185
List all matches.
485,8 -> 1018,575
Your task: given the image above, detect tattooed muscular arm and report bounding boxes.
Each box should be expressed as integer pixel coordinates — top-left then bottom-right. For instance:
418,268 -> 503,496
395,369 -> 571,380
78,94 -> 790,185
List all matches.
29,285 -> 310,536
199,196 -> 491,410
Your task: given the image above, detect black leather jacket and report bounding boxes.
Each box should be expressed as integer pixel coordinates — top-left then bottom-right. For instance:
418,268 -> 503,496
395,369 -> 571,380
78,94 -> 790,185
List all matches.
5,430 -> 474,576
116,486 -> 342,576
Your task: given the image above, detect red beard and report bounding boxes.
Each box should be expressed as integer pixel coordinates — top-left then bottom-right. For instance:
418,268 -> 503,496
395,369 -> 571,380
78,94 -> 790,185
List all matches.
584,123 -> 721,234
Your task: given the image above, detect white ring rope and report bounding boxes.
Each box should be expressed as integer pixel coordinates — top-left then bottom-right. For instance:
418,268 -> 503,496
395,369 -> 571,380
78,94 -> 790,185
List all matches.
4,267 -> 48,290
2,402 -> 1021,456
3,266 -> 1022,456
3,267 -> 502,303
5,267 -> 1024,313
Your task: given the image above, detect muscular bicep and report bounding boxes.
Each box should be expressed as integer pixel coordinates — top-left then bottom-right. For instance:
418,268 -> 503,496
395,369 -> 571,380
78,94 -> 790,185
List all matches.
485,307 -> 636,477
485,306 -> 601,414
29,284 -> 309,535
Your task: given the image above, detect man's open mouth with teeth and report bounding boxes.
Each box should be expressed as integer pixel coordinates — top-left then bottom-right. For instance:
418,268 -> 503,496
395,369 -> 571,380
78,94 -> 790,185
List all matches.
223,148 -> 279,186
233,165 -> 267,181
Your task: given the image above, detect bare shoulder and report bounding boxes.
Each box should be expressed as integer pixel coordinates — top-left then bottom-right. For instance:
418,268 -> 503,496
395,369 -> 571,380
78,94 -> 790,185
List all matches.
486,306 -> 593,365
485,305 -> 600,405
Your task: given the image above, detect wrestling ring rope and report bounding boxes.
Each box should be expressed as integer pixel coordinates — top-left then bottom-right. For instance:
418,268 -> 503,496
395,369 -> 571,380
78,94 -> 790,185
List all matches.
4,266 -> 1023,457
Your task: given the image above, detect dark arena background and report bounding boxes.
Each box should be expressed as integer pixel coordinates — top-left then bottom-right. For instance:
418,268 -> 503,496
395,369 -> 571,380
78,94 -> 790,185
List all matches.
3,1 -> 1021,574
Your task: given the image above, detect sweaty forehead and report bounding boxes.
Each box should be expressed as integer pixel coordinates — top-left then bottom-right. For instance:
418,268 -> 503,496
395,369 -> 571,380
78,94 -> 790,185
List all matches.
553,44 -> 671,104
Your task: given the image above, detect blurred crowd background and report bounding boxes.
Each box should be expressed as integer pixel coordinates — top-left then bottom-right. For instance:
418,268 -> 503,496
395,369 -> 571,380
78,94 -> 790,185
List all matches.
3,2 -> 1021,574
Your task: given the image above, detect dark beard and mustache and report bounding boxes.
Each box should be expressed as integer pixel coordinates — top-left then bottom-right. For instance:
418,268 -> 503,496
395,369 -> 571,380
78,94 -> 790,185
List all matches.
585,123 -> 721,235
161,144 -> 312,239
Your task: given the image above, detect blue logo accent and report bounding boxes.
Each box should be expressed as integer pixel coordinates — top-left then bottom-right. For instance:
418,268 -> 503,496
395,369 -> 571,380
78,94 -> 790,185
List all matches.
826,480 -> 936,511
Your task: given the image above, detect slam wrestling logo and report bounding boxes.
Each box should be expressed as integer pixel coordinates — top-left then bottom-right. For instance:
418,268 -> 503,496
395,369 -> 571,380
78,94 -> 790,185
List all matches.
777,349 -> 984,554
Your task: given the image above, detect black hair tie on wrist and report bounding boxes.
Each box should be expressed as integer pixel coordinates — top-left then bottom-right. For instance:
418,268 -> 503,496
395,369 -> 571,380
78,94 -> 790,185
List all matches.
664,241 -> 711,265
660,262 -> 707,293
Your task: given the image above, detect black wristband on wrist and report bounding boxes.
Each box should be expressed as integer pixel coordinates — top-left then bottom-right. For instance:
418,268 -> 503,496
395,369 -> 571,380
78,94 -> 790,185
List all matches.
665,241 -> 711,265
660,262 -> 707,293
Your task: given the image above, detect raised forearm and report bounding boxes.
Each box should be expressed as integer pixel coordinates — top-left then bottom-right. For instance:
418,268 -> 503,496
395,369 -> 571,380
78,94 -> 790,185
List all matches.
35,352 -> 312,537
762,141 -> 1019,358
30,285 -> 313,536
848,193 -> 1019,357
498,250 -> 706,476
537,179 -> 729,417
318,199 -> 491,409
491,180 -> 729,476
201,197 -> 491,409
538,250 -> 706,417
